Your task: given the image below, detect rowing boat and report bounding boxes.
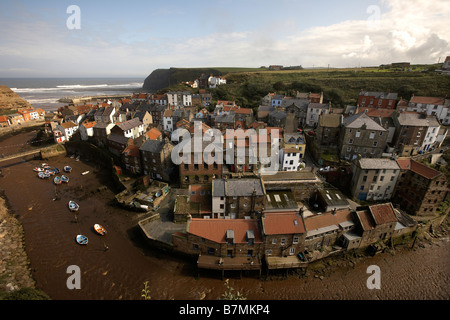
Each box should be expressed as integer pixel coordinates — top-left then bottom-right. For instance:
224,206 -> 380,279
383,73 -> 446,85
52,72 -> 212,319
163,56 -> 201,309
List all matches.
76,235 -> 88,245
94,224 -> 107,236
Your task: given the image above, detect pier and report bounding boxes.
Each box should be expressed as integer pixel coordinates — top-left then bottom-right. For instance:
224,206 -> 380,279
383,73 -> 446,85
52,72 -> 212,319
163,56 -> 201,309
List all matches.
58,94 -> 133,104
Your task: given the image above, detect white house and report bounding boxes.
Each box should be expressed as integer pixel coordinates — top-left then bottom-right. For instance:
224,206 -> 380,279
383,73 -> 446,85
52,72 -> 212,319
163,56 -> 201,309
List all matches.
78,121 -> 96,141
167,91 -> 192,108
163,109 -> 174,132
280,148 -> 303,171
420,116 -> 441,152
56,121 -> 79,142
306,102 -> 331,127
407,96 -> 449,125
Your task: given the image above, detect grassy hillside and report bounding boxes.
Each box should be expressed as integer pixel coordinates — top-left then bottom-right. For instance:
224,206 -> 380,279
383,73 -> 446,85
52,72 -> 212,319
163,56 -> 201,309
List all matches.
152,65 -> 450,111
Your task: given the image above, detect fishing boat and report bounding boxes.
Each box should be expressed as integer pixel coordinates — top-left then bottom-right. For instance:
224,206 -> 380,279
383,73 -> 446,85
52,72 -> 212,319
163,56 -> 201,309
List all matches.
76,235 -> 88,245
68,200 -> 79,212
53,167 -> 60,174
54,176 -> 62,185
63,166 -> 72,173
94,224 -> 107,236
33,167 -> 44,172
61,175 -> 69,183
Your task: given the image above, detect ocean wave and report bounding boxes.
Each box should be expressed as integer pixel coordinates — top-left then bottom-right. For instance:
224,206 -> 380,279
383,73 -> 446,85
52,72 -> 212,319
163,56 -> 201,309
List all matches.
11,82 -> 143,93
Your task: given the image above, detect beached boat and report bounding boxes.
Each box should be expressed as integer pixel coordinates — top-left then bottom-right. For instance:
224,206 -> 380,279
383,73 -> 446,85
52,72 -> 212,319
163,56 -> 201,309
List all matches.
38,172 -> 50,179
33,167 -> 44,172
68,200 -> 79,212
63,166 -> 72,173
94,224 -> 107,236
76,235 -> 88,245
81,171 -> 89,175
54,176 -> 62,185
53,167 -> 60,174
61,175 -> 69,183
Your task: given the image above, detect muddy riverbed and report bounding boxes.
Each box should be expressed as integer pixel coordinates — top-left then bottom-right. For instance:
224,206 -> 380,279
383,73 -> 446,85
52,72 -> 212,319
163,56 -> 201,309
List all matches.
0,131 -> 449,300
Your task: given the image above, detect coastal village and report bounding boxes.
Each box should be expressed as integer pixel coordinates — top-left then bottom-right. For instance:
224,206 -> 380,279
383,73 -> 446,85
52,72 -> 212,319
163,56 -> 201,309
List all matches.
1,67 -> 449,279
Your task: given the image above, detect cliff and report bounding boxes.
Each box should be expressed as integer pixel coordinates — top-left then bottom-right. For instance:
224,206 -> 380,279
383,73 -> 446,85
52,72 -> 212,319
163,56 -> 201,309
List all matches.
142,67 -> 224,92
0,85 -> 32,110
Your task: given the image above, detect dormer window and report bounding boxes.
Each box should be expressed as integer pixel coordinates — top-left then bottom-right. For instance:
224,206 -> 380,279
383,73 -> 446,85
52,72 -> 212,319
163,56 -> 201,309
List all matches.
226,230 -> 234,245
246,230 -> 255,245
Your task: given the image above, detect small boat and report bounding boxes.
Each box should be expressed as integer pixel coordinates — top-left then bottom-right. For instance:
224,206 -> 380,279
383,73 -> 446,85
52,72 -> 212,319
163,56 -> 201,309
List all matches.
68,200 -> 79,212
61,175 -> 69,183
46,169 -> 55,176
54,176 -> 62,185
94,224 -> 107,236
33,167 -> 44,172
63,166 -> 72,173
76,235 -> 88,245
38,172 -> 50,179
81,171 -> 89,175
41,163 -> 48,167
53,167 -> 60,174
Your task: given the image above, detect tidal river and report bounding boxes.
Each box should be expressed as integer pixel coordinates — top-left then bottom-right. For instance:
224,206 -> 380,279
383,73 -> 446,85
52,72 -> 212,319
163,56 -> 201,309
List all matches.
0,131 -> 449,300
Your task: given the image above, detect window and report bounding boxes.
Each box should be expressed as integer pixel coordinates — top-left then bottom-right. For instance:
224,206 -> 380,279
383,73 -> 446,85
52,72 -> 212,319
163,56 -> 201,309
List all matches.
373,141 -> 378,147
356,130 -> 361,138
281,238 -> 286,246
293,236 -> 299,244
369,132 -> 375,139
271,238 -> 277,245
349,139 -> 353,144
289,247 -> 295,255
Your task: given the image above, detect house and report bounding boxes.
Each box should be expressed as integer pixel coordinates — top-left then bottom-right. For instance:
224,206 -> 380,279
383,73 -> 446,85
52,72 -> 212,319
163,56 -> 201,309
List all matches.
284,99 -> 309,127
55,121 -> 79,142
92,122 -> 115,147
17,109 -> 39,121
78,121 -> 96,141
283,132 -> 306,156
173,218 -> 263,272
167,91 -> 192,108
267,110 -> 286,127
309,113 -> 342,162
357,90 -> 398,109
212,178 -> 266,219
394,158 -> 448,216
261,210 -> 306,260
145,127 -> 163,141
279,148 -> 303,171
111,118 -> 144,140
306,102 -> 331,127
138,103 -> 167,126
392,112 -> 441,156
132,110 -> 153,131
173,184 -> 213,222
7,113 -> 24,125
339,112 -> 388,160
94,106 -> 116,123
271,94 -> 285,107
179,139 -> 223,187
149,94 -> 168,106
350,157 -> 400,201
353,203 -> 398,247
0,115 -> 10,127
121,144 -> 142,174
108,134 -> 133,157
311,189 -> 349,212
139,139 -> 174,181
406,96 -> 449,125
304,208 -> 357,251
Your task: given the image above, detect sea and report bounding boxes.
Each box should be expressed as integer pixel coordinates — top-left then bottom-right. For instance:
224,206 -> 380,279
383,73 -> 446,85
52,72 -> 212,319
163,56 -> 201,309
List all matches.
0,77 -> 145,112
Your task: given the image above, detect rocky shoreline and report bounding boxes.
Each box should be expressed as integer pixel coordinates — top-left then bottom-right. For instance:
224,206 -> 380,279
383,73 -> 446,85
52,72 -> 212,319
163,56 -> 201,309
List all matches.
0,193 -> 48,299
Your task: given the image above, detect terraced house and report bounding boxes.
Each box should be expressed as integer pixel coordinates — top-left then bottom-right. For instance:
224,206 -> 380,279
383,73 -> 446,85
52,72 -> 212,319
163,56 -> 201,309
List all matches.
339,112 -> 388,160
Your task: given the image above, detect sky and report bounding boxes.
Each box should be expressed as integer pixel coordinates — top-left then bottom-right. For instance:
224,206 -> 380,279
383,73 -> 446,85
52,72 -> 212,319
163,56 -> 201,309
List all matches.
0,0 -> 449,78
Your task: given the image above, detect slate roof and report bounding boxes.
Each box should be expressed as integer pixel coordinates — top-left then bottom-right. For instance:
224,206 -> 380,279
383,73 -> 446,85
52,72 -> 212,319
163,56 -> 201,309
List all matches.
116,117 -> 142,131
344,112 -> 386,131
213,178 -> 264,197
319,113 -> 342,127
395,112 -> 440,127
139,139 -> 165,153
359,91 -> 398,99
358,158 -> 400,170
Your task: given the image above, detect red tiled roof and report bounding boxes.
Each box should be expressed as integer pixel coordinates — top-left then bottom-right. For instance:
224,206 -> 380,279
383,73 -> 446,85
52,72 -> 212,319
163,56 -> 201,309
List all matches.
410,96 -> 444,105
122,144 -> 140,157
396,158 -> 411,170
304,209 -> 352,231
235,108 -> 252,114
187,219 -> 262,243
263,211 -> 306,235
146,127 -> 162,140
410,159 -> 442,179
369,203 -> 397,225
355,210 -> 376,231
0,115 -> 9,122
82,121 -> 96,129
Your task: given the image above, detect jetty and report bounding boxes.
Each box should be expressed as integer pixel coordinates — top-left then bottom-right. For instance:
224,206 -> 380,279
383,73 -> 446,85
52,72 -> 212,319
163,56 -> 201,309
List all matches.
58,94 -> 133,104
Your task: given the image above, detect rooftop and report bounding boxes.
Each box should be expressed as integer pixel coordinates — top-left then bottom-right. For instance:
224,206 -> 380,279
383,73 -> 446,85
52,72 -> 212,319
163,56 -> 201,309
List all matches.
262,211 -> 306,235
357,158 -> 400,170
213,178 -> 264,197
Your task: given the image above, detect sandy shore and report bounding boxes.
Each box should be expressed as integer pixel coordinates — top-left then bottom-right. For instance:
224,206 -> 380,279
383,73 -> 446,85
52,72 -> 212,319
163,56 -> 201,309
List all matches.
0,194 -> 35,293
